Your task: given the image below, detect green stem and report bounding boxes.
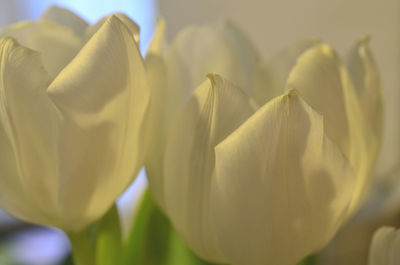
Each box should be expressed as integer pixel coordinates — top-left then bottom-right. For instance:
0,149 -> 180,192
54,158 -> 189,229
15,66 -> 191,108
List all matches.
68,230 -> 95,265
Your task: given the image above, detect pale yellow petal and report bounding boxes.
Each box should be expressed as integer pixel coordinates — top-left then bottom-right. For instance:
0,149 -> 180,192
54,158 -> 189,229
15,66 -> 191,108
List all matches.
143,53 -> 167,209
286,43 -> 349,151
85,13 -> 140,44
0,21 -> 81,78
286,43 -> 368,213
252,38 -> 320,105
146,18 -> 165,55
48,15 -> 150,231
0,38 -> 62,227
165,22 -> 258,123
163,74 -> 257,262
143,19 -> 168,209
368,226 -> 400,265
219,19 -> 260,92
347,36 -> 383,140
40,5 -> 89,38
211,90 -> 354,265
347,37 -> 383,168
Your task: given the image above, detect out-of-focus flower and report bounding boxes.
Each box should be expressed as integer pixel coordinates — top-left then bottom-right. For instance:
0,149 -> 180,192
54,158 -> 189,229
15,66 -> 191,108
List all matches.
146,20 -> 383,265
0,7 -> 149,232
368,226 -> 400,265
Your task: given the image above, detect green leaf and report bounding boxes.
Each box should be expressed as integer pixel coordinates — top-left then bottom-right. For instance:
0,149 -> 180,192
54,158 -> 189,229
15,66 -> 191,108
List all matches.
95,204 -> 123,265
122,190 -> 171,265
123,189 -> 218,265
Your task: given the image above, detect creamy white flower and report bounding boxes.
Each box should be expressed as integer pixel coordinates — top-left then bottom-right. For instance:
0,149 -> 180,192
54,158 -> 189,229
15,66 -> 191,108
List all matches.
368,226 -> 400,265
0,7 -> 149,232
146,19 -> 382,265
160,71 -> 358,265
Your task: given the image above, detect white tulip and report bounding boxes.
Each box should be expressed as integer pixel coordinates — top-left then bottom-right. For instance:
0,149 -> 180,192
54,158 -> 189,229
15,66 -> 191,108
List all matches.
146,20 -> 382,265
0,7 -> 149,232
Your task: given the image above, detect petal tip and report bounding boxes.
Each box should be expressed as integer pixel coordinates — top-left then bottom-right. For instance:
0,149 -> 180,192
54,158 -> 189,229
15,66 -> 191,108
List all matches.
285,88 -> 299,98
206,73 -> 222,85
0,36 -> 17,47
0,37 -> 31,57
357,35 -> 372,53
156,17 -> 166,31
105,14 -> 120,24
105,14 -> 129,27
281,88 -> 302,106
147,17 -> 165,55
317,43 -> 335,57
206,73 -> 231,92
360,34 -> 371,45
42,5 -> 66,15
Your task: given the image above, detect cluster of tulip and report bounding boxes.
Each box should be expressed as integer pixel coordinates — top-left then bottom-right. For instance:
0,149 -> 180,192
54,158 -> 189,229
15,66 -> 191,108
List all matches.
0,6 -> 397,265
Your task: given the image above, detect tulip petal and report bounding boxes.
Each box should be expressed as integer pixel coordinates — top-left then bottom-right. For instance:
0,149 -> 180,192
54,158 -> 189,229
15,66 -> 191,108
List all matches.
252,38 -> 320,105
211,90 -> 354,265
0,38 -> 62,226
163,74 -> 257,262
47,15 -> 150,230
0,21 -> 81,78
286,43 -> 350,151
85,13 -> 140,44
219,20 -> 260,92
368,226 -> 400,265
347,37 -> 383,161
143,19 -> 169,209
40,5 -> 89,38
286,43 -> 369,213
165,22 -> 258,122
146,18 -> 165,55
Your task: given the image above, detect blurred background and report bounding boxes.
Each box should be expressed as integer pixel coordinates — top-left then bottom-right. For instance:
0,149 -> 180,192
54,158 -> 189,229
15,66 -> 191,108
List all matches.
0,0 -> 399,264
